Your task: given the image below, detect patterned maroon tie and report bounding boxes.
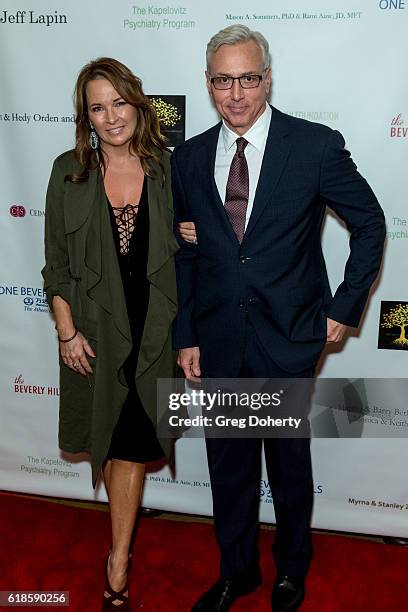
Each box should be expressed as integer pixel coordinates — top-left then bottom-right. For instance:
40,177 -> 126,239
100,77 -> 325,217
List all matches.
224,137 -> 249,243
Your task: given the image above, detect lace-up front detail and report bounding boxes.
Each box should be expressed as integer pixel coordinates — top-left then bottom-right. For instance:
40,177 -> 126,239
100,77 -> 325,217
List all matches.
110,204 -> 140,255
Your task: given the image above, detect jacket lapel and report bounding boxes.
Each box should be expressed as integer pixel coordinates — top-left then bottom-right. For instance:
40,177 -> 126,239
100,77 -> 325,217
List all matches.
137,161 -> 179,378
146,169 -> 179,303
243,107 -> 291,243
84,171 -> 132,343
64,165 -> 98,235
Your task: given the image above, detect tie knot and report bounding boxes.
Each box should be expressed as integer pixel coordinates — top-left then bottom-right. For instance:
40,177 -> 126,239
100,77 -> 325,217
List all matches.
236,137 -> 248,158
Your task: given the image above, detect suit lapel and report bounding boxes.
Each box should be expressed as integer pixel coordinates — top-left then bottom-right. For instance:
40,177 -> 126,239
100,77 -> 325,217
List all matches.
243,107 -> 291,243
207,123 -> 223,208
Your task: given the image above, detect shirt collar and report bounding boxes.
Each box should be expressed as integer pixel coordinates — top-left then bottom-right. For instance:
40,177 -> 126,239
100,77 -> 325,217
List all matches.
221,104 -> 272,153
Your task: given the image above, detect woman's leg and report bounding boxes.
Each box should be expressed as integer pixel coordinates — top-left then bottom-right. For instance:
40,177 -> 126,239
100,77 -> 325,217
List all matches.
103,459 -> 112,496
102,459 -> 146,591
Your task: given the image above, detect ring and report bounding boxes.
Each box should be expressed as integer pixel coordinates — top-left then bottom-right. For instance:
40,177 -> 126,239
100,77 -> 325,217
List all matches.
73,362 -> 79,369
193,238 -> 198,245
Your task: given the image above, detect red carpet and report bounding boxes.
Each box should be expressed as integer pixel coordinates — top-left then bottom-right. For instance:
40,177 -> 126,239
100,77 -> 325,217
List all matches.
0,492 -> 407,611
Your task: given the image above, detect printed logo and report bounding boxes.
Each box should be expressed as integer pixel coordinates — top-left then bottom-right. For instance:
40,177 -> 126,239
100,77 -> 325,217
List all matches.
9,204 -> 44,218
227,11 -> 361,22
349,497 -> 407,511
0,10 -> 68,26
21,454 -> 79,479
148,95 -> 186,146
13,374 -> 59,396
387,215 -> 407,241
378,0 -> 406,9
124,5 -> 196,31
378,301 -> 408,350
390,114 -> 408,137
10,204 -> 26,217
0,112 -> 75,124
260,478 -> 323,503
0,285 -> 48,313
288,110 -> 339,122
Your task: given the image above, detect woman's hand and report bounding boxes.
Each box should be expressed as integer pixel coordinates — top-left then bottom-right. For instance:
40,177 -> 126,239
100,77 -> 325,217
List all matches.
59,331 -> 96,376
178,221 -> 197,244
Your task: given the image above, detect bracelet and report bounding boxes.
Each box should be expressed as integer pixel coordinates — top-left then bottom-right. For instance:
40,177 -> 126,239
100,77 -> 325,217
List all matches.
58,329 -> 78,343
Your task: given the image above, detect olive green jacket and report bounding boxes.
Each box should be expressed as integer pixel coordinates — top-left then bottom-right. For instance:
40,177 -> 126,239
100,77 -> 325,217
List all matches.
42,149 -> 179,487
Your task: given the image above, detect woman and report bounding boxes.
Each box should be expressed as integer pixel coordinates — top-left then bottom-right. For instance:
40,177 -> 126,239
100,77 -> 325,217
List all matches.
42,58 -> 185,610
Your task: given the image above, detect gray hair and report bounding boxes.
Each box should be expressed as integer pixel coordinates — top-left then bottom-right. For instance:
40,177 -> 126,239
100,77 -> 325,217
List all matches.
206,24 -> 270,70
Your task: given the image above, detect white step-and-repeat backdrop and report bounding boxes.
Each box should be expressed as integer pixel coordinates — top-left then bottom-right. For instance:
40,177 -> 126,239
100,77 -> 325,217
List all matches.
1,0 -> 407,536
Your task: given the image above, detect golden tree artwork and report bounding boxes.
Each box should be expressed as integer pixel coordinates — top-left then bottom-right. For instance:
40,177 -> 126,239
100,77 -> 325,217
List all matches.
381,303 -> 408,347
150,98 -> 181,128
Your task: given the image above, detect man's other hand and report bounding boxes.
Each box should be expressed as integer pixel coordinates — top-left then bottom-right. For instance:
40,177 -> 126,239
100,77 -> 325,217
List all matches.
326,317 -> 348,343
178,221 -> 197,244
178,347 -> 201,380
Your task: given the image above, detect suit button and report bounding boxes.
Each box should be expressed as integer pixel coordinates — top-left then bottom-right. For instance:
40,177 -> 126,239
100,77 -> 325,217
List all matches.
248,298 -> 256,304
239,299 -> 245,307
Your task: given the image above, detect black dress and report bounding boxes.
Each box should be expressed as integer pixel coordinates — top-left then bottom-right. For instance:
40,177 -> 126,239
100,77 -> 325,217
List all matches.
106,178 -> 164,463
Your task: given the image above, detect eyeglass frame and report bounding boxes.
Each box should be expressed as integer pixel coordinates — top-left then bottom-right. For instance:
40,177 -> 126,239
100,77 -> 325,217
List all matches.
209,73 -> 265,90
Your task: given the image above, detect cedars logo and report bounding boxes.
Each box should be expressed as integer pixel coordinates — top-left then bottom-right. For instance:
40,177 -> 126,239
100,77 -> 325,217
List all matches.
10,204 -> 26,218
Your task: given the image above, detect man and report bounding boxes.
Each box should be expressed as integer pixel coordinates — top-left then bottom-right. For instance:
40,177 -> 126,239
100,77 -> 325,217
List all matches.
172,25 -> 385,611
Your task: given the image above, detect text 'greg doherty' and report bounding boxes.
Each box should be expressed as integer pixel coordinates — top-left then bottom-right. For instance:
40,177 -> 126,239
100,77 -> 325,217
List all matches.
168,389 -> 282,411
168,415 -> 303,430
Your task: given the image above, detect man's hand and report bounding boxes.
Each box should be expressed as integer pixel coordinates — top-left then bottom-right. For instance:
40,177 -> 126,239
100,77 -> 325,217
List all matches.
178,347 -> 201,380
326,317 -> 348,343
178,221 -> 197,244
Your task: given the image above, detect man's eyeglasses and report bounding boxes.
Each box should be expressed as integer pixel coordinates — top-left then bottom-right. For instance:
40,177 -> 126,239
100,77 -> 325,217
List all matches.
210,74 -> 263,90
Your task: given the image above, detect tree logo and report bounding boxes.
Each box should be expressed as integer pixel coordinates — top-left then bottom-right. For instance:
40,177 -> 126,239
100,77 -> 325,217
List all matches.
378,301 -> 408,350
148,95 -> 185,147
150,97 -> 181,128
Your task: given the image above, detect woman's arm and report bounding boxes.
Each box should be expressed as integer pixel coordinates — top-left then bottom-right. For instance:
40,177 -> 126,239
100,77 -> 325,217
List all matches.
42,157 -> 95,376
42,158 -> 73,309
53,295 -> 75,340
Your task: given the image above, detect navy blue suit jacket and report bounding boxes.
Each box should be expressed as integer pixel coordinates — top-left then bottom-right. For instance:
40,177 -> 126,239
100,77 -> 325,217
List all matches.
172,106 -> 385,375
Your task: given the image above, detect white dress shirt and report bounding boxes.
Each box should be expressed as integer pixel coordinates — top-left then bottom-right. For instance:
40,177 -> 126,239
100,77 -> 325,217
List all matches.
215,104 -> 272,229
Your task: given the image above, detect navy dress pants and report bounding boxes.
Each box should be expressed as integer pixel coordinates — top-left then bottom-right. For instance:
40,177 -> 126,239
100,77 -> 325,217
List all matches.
204,322 -> 315,579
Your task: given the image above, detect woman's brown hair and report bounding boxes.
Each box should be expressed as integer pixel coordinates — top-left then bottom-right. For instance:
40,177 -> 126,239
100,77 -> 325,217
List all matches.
66,57 -> 167,182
